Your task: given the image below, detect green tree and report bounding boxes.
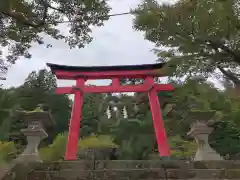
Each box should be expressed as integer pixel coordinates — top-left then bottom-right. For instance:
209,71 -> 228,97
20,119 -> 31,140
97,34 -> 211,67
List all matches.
81,93 -> 106,137
14,69 -> 71,134
133,0 -> 240,87
0,88 -> 20,141
161,78 -> 227,135
0,0 -> 110,74
111,111 -> 155,160
210,121 -> 240,158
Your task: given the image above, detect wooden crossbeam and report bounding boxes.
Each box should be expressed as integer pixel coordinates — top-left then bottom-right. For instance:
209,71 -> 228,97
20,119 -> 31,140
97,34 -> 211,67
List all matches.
56,84 -> 174,94
54,69 -> 166,80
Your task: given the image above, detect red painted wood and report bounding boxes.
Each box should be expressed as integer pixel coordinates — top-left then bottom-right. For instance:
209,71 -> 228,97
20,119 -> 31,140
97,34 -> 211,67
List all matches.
54,69 -> 163,80
56,87 -> 73,94
145,77 -> 170,156
56,84 -> 173,94
64,79 -> 84,160
111,78 -> 120,87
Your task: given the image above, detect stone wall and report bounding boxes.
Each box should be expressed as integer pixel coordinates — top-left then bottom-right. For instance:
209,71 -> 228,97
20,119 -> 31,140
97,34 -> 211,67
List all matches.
2,160 -> 240,180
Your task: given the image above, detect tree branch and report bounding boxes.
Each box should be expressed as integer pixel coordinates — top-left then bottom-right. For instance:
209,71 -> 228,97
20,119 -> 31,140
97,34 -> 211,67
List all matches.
207,40 -> 240,65
0,0 -> 48,28
217,65 -> 240,87
46,3 -> 65,13
177,27 -> 240,65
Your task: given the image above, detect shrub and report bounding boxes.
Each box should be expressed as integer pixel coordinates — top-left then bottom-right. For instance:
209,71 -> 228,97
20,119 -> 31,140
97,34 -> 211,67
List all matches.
78,135 -> 118,148
39,133 -> 117,161
0,141 -> 17,164
39,133 -> 67,161
169,135 -> 197,159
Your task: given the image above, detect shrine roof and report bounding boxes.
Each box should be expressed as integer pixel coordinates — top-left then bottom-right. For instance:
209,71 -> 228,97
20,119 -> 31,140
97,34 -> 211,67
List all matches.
46,63 -> 165,72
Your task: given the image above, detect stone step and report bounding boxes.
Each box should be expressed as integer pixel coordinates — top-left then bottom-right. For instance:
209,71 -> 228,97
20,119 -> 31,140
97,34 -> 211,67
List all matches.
24,160 -> 240,171
3,161 -> 240,180
4,168 -> 240,180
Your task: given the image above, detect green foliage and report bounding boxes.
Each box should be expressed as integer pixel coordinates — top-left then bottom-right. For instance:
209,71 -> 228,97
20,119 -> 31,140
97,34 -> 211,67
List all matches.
0,89 -> 20,141
133,0 -> 240,85
79,135 -> 118,148
164,79 -> 240,157
0,141 -> 16,164
111,112 -> 155,160
14,69 -> 72,134
81,93 -> 106,137
210,121 -> 240,157
39,133 -> 67,161
169,135 -> 197,159
0,69 -> 72,150
39,133 -> 117,161
220,95 -> 240,127
0,0 -> 110,67
163,79 -> 217,136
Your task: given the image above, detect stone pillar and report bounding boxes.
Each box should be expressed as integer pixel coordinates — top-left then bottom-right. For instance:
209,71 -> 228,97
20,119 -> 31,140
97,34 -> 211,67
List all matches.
15,121 -> 47,162
187,121 -> 223,161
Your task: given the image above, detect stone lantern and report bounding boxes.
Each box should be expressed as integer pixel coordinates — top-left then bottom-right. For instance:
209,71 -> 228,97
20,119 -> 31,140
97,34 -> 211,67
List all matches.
187,110 -> 223,161
15,111 -> 55,162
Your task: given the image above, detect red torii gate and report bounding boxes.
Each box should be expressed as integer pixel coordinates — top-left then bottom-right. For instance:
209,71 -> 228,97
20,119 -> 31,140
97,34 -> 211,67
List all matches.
47,63 -> 174,160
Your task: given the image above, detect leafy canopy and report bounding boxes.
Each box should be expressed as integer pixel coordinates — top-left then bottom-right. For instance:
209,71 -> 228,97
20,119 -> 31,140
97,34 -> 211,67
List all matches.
0,0 -> 110,72
133,0 -> 240,86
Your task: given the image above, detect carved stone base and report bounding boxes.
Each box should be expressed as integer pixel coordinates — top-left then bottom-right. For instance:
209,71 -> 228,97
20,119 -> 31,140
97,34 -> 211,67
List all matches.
187,120 -> 223,161
17,126 -> 47,162
194,146 -> 223,161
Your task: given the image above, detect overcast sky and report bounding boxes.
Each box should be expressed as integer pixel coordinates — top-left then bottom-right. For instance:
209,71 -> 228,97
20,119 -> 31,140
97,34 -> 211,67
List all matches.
3,0 -> 175,88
